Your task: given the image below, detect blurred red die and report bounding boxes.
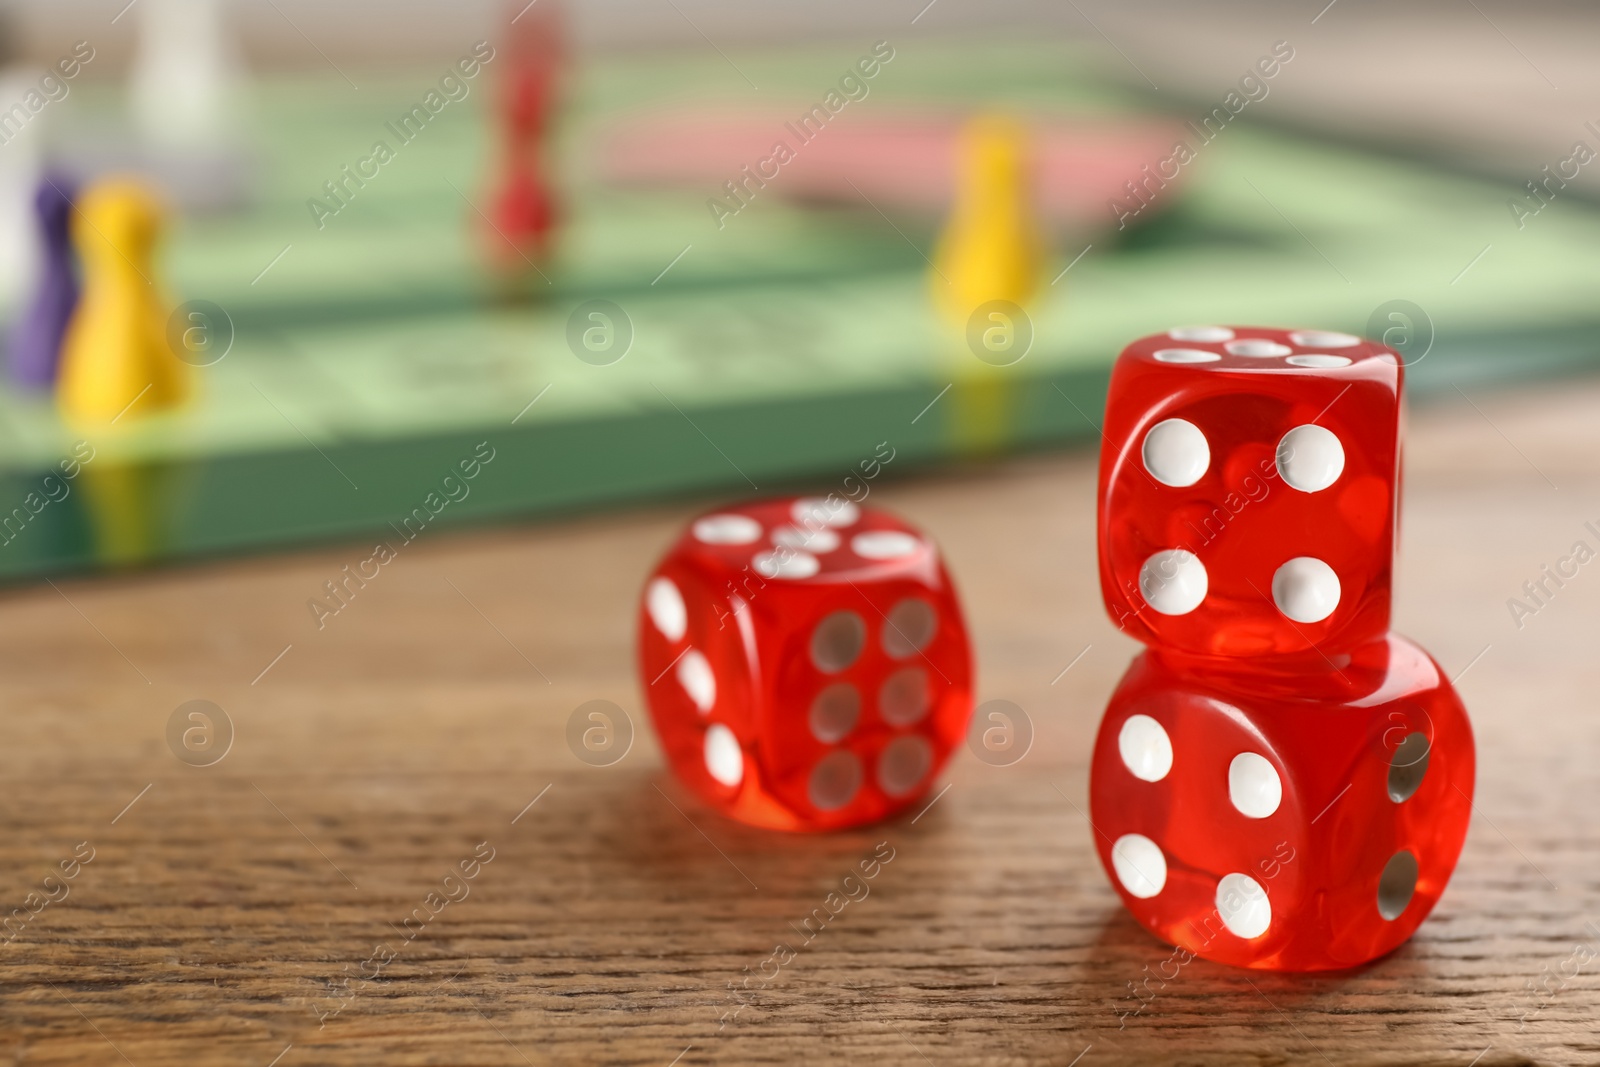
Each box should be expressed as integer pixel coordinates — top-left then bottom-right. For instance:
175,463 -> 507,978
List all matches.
638,496 -> 974,831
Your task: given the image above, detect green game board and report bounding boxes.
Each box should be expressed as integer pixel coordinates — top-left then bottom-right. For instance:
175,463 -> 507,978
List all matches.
0,37 -> 1595,579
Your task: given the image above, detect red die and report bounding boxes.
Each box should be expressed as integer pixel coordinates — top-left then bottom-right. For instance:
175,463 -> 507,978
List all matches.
638,497 -> 973,831
1099,325 -> 1401,658
1089,634 -> 1474,970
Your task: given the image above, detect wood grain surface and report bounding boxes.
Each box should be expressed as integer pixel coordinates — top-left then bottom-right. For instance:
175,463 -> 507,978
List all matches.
3,379 -> 1599,1067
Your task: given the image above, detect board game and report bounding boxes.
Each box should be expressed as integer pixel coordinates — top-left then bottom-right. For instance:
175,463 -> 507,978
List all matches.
0,37 -> 1596,580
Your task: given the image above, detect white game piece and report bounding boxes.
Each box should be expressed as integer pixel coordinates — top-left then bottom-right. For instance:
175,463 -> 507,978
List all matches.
129,0 -> 240,148
0,65 -> 45,316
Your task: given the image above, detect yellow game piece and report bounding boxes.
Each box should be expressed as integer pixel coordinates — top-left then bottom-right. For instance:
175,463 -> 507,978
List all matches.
931,115 -> 1043,330
57,178 -> 189,424
931,116 -> 1044,457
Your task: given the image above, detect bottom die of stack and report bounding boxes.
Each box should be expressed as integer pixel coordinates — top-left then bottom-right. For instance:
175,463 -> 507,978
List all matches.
1088,633 -> 1474,971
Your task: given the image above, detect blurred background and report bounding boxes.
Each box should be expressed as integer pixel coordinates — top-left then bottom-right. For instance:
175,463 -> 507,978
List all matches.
0,0 -> 1595,579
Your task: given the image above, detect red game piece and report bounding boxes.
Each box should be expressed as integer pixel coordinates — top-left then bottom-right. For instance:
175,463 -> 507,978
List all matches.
1089,634 -> 1474,971
1099,326 -> 1399,658
638,497 -> 973,831
1089,325 -> 1475,971
487,0 -> 562,268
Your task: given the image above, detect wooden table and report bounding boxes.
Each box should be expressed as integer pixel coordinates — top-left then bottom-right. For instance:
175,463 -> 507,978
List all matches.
3,378 -> 1598,1067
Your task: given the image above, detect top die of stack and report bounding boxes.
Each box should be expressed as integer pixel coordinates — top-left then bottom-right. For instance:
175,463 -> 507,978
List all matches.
1097,325 -> 1403,660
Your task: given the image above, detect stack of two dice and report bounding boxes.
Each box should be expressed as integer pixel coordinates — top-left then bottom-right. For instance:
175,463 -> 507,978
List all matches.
1089,326 -> 1475,970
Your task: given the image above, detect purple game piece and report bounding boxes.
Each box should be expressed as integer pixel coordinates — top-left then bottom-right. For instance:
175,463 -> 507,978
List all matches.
7,175 -> 79,389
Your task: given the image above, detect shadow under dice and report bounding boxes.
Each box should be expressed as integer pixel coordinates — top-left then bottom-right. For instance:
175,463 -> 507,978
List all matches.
638,497 -> 974,831
1099,325 -> 1400,658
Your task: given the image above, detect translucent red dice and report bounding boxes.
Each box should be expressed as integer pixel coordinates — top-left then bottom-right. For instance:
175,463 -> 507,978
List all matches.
1099,325 -> 1400,658
1090,325 -> 1475,971
1089,636 -> 1474,971
638,497 -> 973,831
